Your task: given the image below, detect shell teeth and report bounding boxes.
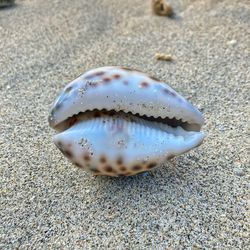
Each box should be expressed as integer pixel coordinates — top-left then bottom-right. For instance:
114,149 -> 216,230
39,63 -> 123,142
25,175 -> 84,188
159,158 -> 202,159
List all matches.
168,114 -> 174,119
181,117 -> 187,123
56,107 -> 195,133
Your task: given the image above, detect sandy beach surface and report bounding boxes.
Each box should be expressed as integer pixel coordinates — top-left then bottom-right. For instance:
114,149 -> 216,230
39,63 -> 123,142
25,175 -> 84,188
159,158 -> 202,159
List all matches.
0,0 -> 249,249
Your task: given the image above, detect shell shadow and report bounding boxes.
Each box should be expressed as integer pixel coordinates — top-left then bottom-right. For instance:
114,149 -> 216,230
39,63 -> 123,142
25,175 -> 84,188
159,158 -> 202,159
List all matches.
0,1 -> 17,10
89,162 -> 185,204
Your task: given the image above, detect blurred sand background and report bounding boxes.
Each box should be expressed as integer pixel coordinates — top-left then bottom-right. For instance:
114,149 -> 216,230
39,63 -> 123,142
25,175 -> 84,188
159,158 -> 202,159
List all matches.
0,0 -> 249,249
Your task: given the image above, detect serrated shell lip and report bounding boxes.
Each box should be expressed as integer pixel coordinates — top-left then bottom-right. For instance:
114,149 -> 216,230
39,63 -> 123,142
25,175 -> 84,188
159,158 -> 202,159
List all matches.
48,66 -> 204,131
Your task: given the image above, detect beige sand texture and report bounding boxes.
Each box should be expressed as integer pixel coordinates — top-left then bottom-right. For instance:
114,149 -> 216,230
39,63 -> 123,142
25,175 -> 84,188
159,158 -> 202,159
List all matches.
0,0 -> 249,249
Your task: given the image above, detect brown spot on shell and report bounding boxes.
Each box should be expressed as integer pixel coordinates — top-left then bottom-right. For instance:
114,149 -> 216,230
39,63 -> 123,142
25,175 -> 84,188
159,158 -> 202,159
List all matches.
119,166 -> 127,172
64,149 -> 72,158
95,71 -> 105,76
113,74 -> 121,79
104,165 -> 114,173
103,77 -> 112,83
116,157 -> 123,165
132,165 -> 142,171
146,162 -> 157,169
139,82 -> 149,88
100,156 -> 107,164
83,153 -> 91,162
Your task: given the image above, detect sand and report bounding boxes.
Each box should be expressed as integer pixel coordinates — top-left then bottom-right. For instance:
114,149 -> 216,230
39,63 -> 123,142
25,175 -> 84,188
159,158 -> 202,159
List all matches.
0,0 -> 249,249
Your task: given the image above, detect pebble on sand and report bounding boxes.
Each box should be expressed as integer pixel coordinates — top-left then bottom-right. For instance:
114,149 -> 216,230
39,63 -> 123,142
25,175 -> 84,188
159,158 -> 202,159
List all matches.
152,0 -> 173,17
155,53 -> 173,61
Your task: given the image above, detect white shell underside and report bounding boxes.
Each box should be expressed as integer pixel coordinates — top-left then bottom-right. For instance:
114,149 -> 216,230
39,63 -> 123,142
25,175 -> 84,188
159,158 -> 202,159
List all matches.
53,112 -> 204,176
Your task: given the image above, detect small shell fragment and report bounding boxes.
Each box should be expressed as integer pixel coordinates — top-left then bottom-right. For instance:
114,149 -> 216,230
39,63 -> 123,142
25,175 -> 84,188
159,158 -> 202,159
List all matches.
152,0 -> 173,17
155,53 -> 173,61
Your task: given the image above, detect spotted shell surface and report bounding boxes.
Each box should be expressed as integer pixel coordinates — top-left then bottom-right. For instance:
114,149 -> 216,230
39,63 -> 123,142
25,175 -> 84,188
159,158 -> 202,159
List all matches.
49,66 -> 205,176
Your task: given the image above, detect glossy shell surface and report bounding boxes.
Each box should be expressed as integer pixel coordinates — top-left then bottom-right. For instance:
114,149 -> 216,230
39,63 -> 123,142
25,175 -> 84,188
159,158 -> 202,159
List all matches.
49,67 -> 205,176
